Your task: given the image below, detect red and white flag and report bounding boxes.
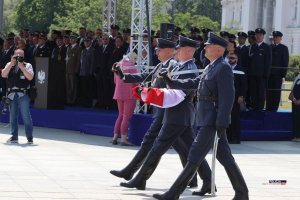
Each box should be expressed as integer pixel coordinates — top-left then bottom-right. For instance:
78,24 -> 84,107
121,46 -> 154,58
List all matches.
132,86 -> 186,108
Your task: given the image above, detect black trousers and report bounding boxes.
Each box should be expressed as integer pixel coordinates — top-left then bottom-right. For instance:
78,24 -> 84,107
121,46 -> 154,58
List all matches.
292,103 -> 300,138
249,76 -> 266,111
188,126 -> 236,167
266,75 -> 283,112
140,113 -> 193,169
227,100 -> 241,142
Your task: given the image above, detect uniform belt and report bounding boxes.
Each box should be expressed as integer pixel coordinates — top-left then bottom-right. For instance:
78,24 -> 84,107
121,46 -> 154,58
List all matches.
197,95 -> 216,102
7,88 -> 28,94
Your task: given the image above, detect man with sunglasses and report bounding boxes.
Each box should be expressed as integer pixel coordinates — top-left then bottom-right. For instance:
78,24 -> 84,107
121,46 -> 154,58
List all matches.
2,49 -> 34,144
227,53 -> 247,144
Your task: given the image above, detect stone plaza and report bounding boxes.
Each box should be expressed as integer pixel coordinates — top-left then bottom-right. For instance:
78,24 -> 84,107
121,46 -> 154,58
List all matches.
0,124 -> 299,200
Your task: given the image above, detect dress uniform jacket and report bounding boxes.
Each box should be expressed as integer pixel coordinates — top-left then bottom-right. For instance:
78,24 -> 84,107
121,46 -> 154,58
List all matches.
163,60 -> 198,126
266,43 -> 289,111
248,42 -> 271,77
168,57 -> 234,128
236,45 -> 249,69
270,43 -> 289,77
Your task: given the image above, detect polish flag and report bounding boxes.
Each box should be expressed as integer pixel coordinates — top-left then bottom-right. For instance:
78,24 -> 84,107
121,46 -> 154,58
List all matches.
132,86 -> 186,108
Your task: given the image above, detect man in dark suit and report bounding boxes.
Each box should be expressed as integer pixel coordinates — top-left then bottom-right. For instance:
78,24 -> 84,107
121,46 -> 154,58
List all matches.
48,35 -> 67,109
77,37 -> 95,107
94,33 -> 114,108
66,32 -> 81,105
153,32 -> 248,200
119,36 -> 212,194
248,28 -> 271,111
0,38 -> 15,97
226,53 -> 247,144
110,38 -> 199,189
266,31 -> 289,112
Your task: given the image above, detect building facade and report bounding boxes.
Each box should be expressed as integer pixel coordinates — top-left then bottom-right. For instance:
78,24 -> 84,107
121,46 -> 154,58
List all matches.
221,0 -> 300,54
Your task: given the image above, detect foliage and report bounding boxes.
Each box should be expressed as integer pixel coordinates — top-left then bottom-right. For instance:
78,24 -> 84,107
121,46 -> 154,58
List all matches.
3,0 -> 222,34
51,0 -> 103,32
15,0 -> 68,32
286,55 -> 300,81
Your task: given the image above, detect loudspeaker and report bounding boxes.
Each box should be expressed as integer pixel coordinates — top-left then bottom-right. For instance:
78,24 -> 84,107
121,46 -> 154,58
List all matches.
160,23 -> 174,40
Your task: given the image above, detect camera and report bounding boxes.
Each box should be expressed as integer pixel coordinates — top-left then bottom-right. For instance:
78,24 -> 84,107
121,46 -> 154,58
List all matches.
1,96 -> 11,114
13,56 -> 24,63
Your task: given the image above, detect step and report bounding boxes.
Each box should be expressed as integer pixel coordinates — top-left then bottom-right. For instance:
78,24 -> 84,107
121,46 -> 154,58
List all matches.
241,119 -> 264,130
80,124 -> 114,137
241,130 -> 292,141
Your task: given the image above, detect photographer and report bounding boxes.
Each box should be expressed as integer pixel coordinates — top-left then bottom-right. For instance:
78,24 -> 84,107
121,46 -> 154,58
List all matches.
1,49 -> 34,144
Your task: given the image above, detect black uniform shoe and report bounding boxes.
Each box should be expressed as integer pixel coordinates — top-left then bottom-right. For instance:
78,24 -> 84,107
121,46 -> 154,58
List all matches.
192,184 -> 217,196
6,137 -> 18,144
27,138 -> 33,144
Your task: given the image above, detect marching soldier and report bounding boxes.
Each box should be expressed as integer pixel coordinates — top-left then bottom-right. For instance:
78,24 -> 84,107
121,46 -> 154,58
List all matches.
266,31 -> 289,111
110,38 -> 199,188
153,32 -> 248,200
119,36 -> 212,195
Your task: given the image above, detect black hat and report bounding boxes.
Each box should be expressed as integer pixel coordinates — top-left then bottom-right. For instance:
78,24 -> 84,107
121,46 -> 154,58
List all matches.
56,35 -> 63,40
247,30 -> 255,36
123,28 -> 131,34
191,27 -> 200,33
202,28 -> 212,34
65,30 -> 72,35
205,32 -> 228,48
69,32 -> 79,38
255,28 -> 266,35
229,33 -> 236,40
220,31 -> 229,37
237,32 -> 248,38
84,36 -> 93,42
39,33 -> 47,40
176,35 -> 200,48
156,38 -> 176,49
272,31 -> 283,37
52,30 -> 61,35
23,28 -> 29,32
110,24 -> 120,30
175,26 -> 182,32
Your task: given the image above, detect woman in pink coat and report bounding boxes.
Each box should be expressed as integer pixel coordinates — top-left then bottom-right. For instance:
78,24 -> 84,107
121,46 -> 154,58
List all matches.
111,52 -> 137,146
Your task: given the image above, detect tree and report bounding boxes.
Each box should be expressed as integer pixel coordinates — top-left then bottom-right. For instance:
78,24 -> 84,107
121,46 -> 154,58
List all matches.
51,0 -> 103,32
15,0 -> 67,32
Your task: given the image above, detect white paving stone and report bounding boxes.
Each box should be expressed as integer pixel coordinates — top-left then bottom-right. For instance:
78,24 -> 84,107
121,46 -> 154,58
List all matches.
0,124 -> 299,200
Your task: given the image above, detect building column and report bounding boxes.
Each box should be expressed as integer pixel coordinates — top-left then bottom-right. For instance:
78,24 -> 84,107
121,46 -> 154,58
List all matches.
264,0 -> 274,43
256,0 -> 264,28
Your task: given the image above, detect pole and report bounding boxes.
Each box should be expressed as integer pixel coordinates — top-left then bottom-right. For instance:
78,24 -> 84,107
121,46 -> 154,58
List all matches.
0,0 -> 4,33
145,0 -> 153,66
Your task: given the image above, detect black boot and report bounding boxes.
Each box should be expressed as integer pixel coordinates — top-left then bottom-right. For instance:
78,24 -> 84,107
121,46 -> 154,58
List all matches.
224,163 -> 249,200
120,151 -> 161,190
153,162 -> 198,200
175,145 -> 198,188
110,148 -> 148,180
192,159 -> 216,196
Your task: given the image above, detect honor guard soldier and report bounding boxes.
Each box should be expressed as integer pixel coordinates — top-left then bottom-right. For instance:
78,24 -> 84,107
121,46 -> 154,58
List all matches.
119,36 -> 213,195
190,27 -> 202,41
153,32 -> 248,200
110,38 -> 198,188
248,28 -> 271,111
236,32 -> 249,69
220,31 -> 230,41
194,28 -> 211,69
266,31 -> 289,111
